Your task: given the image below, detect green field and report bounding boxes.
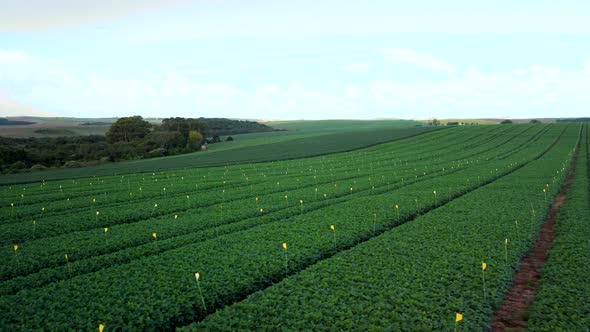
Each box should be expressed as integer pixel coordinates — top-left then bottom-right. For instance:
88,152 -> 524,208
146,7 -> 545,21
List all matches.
0,123 -> 587,331
0,120 -> 435,184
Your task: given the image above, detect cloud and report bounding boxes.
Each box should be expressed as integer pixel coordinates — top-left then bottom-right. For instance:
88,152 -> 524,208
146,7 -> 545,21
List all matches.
381,48 -> 455,76
2,47 -> 590,120
0,94 -> 59,117
339,63 -> 370,72
0,0 -> 190,32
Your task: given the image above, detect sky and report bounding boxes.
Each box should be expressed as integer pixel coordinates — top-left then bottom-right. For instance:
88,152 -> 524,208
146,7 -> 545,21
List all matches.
0,0 -> 589,120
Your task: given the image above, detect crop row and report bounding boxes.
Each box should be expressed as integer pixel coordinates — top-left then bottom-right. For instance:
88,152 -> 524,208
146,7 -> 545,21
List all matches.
0,124 -> 544,244
0,125 -> 551,281
0,125 -> 537,247
0,125 -> 573,330
0,126 -> 490,221
527,125 -> 590,331
186,125 -> 581,331
0,128 -> 550,295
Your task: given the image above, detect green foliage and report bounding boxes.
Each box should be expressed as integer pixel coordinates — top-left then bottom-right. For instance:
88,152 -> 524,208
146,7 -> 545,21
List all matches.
186,125 -> 578,331
527,127 -> 590,331
144,131 -> 185,150
226,136 -> 233,142
0,123 -> 580,331
0,118 -> 34,125
187,131 -> 203,150
0,126 -> 438,184
198,118 -> 272,136
0,135 -> 109,173
501,119 -> 513,124
160,117 -> 207,141
106,116 -> 151,143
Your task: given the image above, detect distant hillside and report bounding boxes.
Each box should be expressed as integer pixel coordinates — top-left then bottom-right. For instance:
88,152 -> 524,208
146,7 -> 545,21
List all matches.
556,118 -> 590,122
198,118 -> 275,136
0,118 -> 34,125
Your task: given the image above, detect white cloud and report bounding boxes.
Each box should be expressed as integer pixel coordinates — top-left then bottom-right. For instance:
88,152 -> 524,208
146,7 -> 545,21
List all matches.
0,0 -> 190,32
339,63 -> 370,72
381,48 -> 455,76
2,48 -> 590,120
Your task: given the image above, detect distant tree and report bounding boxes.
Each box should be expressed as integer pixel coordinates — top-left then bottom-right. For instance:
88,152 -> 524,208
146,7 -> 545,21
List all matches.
144,131 -> 185,150
500,120 -> 513,124
187,131 -> 204,150
160,118 -> 208,145
161,117 -> 190,138
530,119 -> 541,123
188,119 -> 208,135
211,135 -> 221,143
106,116 -> 151,143
226,136 -> 234,142
429,118 -> 441,126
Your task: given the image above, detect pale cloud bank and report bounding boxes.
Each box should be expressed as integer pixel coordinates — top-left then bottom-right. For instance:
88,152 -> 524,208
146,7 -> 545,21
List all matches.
1,48 -> 589,119
381,48 -> 456,76
0,0 -> 190,32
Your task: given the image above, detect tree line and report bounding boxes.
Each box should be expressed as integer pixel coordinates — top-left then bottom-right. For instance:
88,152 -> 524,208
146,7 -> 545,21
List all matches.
0,116 -> 272,174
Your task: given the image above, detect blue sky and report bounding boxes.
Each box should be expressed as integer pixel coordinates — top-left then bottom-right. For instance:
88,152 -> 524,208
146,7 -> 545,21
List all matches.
0,0 -> 589,119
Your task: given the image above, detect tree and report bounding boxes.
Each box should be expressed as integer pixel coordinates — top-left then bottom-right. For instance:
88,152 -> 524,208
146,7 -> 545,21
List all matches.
212,135 -> 221,143
187,131 -> 203,150
500,120 -> 513,124
530,119 -> 541,123
226,136 -> 234,142
106,116 -> 151,143
429,118 -> 440,126
161,118 -> 190,138
160,118 -> 208,145
188,119 -> 208,136
144,131 -> 185,150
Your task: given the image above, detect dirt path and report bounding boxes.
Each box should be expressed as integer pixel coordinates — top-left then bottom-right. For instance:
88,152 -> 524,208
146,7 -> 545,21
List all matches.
490,144 -> 580,331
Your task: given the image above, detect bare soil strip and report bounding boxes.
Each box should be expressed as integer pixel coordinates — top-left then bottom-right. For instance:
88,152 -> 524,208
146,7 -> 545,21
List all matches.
490,143 -> 580,331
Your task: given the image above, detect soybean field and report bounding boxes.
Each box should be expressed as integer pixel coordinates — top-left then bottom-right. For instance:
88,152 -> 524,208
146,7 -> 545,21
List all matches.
1,123 -> 588,331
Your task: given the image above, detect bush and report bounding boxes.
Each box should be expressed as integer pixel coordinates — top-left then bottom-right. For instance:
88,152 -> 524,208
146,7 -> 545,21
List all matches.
226,136 -> 234,142
30,164 -> 48,171
64,161 -> 83,168
146,148 -> 167,158
500,120 -> 513,124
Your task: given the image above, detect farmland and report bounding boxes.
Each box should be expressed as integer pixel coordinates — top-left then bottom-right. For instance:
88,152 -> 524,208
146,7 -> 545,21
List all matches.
0,120 -> 433,185
0,123 -> 586,331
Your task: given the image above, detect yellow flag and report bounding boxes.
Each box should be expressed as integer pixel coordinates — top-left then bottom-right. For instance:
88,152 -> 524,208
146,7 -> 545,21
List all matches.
104,227 -> 108,233
455,312 -> 463,322
13,245 -> 18,252
282,242 -> 287,250
195,272 -> 200,281
174,214 -> 178,220
395,204 -> 399,209
99,323 -> 104,332
152,232 -> 157,239
482,262 -> 487,271
299,200 -> 303,204
330,225 -> 335,231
